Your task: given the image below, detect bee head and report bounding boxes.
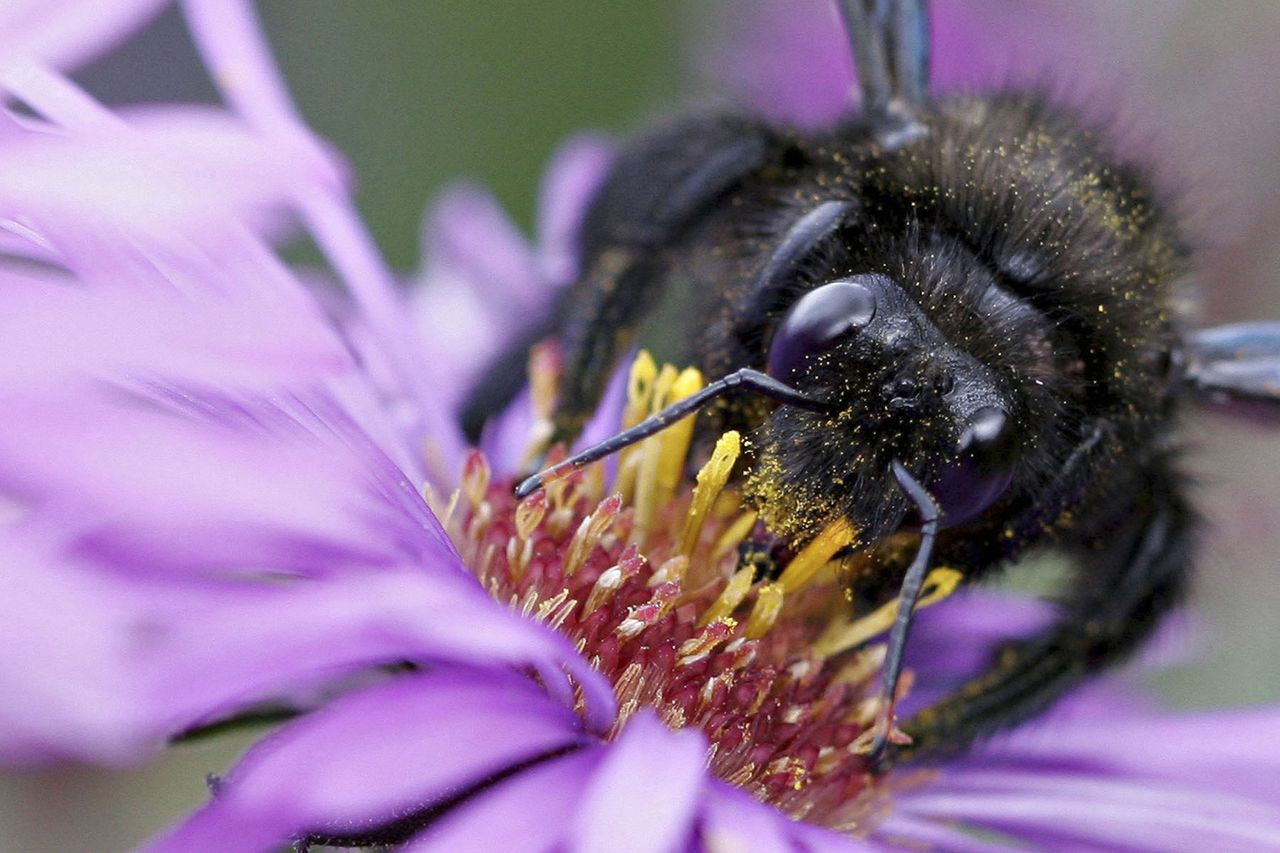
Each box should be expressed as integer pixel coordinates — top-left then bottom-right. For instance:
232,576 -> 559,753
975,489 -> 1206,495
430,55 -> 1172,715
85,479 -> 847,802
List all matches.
751,273 -> 1019,544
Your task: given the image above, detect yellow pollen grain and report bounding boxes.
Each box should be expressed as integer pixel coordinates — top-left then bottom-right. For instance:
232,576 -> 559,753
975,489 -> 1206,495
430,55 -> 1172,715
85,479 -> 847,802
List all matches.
813,567 -> 964,659
777,517 -> 858,593
699,565 -> 755,627
744,582 -> 785,639
679,431 -> 741,557
461,452 -> 491,509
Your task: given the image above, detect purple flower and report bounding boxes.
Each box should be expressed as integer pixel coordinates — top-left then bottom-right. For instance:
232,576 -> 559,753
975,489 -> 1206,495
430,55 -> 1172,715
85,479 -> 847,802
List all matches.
2,1 -> 1280,851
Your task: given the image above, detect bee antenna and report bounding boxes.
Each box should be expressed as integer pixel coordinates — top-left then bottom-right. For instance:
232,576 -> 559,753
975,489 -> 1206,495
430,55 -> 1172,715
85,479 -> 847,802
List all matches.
836,0 -> 931,116
514,368 -> 832,499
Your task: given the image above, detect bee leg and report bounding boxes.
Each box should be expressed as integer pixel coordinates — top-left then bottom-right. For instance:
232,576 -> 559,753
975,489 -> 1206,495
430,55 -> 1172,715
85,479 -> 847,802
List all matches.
459,114 -> 776,448
866,461 -> 941,768
893,458 -> 1196,763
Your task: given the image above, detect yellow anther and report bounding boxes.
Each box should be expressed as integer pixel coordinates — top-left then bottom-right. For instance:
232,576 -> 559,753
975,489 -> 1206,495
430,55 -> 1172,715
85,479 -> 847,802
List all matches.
680,431 -> 741,557
623,350 -> 658,428
777,517 -> 858,593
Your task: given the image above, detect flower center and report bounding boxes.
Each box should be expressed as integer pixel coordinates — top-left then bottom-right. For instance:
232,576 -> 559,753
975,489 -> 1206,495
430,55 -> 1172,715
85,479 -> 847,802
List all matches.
433,352 -> 954,832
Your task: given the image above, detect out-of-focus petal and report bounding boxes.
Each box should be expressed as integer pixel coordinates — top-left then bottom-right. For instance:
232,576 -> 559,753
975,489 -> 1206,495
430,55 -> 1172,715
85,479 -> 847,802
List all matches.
970,704 -> 1280,809
404,750 -> 604,853
0,542 -> 167,765
0,391 -> 432,579
425,184 -> 541,316
0,0 -> 170,75
886,697 -> 1280,851
569,711 -> 706,853
701,782 -> 864,853
146,670 -> 592,853
699,0 -> 853,129
0,106 -> 342,261
536,132 -> 614,284
0,258 -> 350,395
897,769 -> 1280,851
699,0 -> 1119,129
0,544 -> 589,766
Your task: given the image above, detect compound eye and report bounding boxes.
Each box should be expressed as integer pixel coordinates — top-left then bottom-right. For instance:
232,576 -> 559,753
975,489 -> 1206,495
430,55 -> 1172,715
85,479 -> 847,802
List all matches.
931,406 -> 1017,525
767,278 -> 877,383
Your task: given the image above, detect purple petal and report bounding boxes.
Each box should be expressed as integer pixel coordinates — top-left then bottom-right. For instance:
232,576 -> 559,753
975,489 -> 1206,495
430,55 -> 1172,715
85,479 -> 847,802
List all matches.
0,521 -> 616,765
0,107 -> 342,256
889,697 -> 1280,851
569,711 -> 707,853
701,781 -> 867,852
0,252 -> 351,395
404,750 -> 604,853
147,669 -> 591,853
899,771 -> 1280,851
0,392 -> 430,579
424,183 -> 541,317
0,542 -> 167,765
536,132 -> 615,285
0,0 -> 169,73
183,0 -> 454,483
699,0 -> 854,129
479,358 -> 628,478
974,704 -> 1280,807
700,0 -> 1119,129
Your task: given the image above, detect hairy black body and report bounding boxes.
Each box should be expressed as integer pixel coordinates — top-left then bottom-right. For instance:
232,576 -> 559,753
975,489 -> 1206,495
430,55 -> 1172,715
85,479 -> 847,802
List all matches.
464,92 -> 1199,760
463,0 -> 1280,761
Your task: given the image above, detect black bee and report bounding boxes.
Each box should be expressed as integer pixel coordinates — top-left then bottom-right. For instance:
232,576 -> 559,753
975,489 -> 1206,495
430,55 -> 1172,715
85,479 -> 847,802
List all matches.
463,0 -> 1280,765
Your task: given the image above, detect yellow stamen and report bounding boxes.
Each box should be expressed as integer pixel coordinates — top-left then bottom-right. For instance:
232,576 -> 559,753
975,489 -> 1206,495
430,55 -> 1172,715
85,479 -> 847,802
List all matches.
699,565 -> 755,627
679,431 -> 741,557
653,366 -> 704,502
614,351 -> 658,502
711,509 -> 759,562
744,582 -> 785,639
649,554 -> 689,587
585,562 -> 625,614
523,342 -> 562,465
676,617 -> 736,666
563,493 -> 623,577
777,517 -> 858,593
623,350 -> 658,428
632,363 -> 679,536
813,567 -> 964,659
514,488 -> 547,540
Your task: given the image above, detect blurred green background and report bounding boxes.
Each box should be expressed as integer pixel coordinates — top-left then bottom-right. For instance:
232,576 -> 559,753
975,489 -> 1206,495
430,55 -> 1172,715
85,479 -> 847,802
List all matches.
2,2 -> 1279,849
